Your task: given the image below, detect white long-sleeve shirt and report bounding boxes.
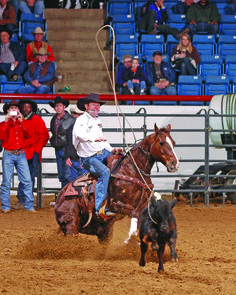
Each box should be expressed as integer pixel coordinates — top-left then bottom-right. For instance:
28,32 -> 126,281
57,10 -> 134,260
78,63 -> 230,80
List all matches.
72,111 -> 113,158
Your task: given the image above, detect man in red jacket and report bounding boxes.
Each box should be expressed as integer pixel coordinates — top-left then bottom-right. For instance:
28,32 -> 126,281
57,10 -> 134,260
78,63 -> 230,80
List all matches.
0,100 -> 35,213
12,98 -> 49,209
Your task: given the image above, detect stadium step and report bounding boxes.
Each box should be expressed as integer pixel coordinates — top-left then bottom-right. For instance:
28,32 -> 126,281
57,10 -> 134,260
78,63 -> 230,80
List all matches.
45,8 -> 113,94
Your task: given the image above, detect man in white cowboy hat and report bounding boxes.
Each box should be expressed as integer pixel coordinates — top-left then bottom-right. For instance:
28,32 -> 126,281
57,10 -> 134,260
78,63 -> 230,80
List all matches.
49,96 -> 75,188
73,93 -> 123,217
64,105 -> 87,181
26,26 -> 55,64
18,0 -> 44,15
16,47 -> 56,94
0,100 -> 36,213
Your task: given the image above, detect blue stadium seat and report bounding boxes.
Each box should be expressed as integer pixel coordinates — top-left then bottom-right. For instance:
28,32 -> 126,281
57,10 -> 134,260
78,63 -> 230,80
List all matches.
220,15 -> 236,34
140,34 -> 165,62
204,76 -> 230,96
232,77 -> 236,94
133,0 -> 146,21
108,2 -> 132,16
225,55 -> 236,82
115,34 -> 139,61
167,14 -> 187,30
199,55 -> 223,81
214,3 -> 227,15
166,35 -> 179,56
111,14 -> 135,24
19,13 -> 46,44
178,76 -> 203,104
192,34 -> 216,56
220,15 -> 236,24
218,35 -> 236,59
1,81 -> 24,94
113,22 -> 135,36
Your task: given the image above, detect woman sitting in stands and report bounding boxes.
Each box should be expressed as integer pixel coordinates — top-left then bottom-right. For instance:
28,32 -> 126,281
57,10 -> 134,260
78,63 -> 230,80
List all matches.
171,33 -> 200,76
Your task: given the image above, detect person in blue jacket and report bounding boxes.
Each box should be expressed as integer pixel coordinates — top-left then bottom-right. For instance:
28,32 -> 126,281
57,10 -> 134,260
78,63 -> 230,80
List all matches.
146,51 -> 176,95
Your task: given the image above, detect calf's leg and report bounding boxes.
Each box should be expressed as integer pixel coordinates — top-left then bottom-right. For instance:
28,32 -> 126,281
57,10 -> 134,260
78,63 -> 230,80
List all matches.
139,240 -> 148,267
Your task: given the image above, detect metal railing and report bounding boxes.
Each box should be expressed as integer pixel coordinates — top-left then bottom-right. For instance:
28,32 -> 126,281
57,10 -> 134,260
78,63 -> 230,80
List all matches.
1,107 -> 236,208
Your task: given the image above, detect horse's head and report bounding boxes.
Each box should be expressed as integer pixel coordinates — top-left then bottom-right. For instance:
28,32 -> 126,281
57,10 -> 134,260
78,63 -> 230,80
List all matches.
150,124 -> 179,173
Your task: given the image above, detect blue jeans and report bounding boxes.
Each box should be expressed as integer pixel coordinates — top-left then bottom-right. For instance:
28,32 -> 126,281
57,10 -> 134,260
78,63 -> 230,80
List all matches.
127,80 -> 146,91
70,159 -> 88,181
229,4 -> 236,14
17,152 -> 39,203
55,148 -> 71,188
19,0 -> 44,15
0,61 -> 27,79
80,149 -> 112,212
179,57 -> 196,75
189,22 -> 218,35
16,84 -> 52,94
0,150 -> 34,211
150,85 -> 176,95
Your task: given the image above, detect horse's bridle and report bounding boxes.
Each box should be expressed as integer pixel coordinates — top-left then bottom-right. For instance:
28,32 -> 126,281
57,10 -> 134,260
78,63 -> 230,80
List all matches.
126,144 -> 154,177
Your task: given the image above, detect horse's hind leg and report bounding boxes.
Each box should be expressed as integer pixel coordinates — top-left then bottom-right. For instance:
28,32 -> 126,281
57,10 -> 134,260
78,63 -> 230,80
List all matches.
97,220 -> 115,244
56,200 -> 80,235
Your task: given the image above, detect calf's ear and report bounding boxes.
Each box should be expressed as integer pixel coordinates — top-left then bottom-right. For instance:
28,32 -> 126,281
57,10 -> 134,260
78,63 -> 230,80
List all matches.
170,198 -> 177,209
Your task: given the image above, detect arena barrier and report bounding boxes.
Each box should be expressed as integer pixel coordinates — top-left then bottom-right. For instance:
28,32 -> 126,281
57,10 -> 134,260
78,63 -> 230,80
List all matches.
1,96 -> 236,208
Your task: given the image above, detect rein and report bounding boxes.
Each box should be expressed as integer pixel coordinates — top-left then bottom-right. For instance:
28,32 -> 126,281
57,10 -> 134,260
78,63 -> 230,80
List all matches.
111,173 -> 154,189
126,143 -> 154,177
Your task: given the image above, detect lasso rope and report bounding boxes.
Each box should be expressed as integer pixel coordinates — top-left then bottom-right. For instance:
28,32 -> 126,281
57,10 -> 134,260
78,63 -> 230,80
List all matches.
95,25 -> 159,198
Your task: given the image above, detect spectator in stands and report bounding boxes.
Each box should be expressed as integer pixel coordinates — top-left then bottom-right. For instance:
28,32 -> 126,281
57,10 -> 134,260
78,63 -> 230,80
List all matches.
146,51 -> 176,95
0,100 -> 35,213
0,28 -> 27,81
122,57 -> 146,95
18,0 -> 44,15
26,27 -> 55,64
49,96 -> 75,188
8,0 -> 19,20
116,54 -> 132,95
64,0 -> 81,9
65,106 -> 87,181
12,98 -> 49,210
16,47 -> 56,94
172,0 -> 200,15
228,0 -> 236,15
0,0 -> 17,32
171,33 -> 200,75
186,0 -> 220,35
138,0 -> 189,39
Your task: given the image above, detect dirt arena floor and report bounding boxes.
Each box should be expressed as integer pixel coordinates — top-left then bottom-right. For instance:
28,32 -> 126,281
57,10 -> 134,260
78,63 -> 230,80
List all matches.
0,195 -> 235,295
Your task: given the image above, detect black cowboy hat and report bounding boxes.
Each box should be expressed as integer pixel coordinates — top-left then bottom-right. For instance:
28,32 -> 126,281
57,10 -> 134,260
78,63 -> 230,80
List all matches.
49,96 -> 69,108
3,100 -> 21,114
18,98 -> 38,113
0,28 -> 13,39
77,93 -> 106,111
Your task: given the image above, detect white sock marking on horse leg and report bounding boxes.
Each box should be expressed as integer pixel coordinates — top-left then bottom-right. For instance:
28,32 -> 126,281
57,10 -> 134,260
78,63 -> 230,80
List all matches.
166,136 -> 180,169
124,217 -> 138,244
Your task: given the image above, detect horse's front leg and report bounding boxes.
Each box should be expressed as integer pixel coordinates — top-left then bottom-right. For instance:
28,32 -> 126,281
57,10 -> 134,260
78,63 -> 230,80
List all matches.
124,217 -> 138,244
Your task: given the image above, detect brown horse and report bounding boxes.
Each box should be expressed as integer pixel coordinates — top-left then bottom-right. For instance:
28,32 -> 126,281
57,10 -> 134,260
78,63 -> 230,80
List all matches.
54,124 -> 179,243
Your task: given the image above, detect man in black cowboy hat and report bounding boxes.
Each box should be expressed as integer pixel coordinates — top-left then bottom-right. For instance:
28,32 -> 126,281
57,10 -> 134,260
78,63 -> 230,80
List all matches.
12,98 -> 49,209
0,27 -> 27,81
0,100 -> 35,213
16,47 -> 56,94
73,93 -> 123,217
49,96 -> 75,188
